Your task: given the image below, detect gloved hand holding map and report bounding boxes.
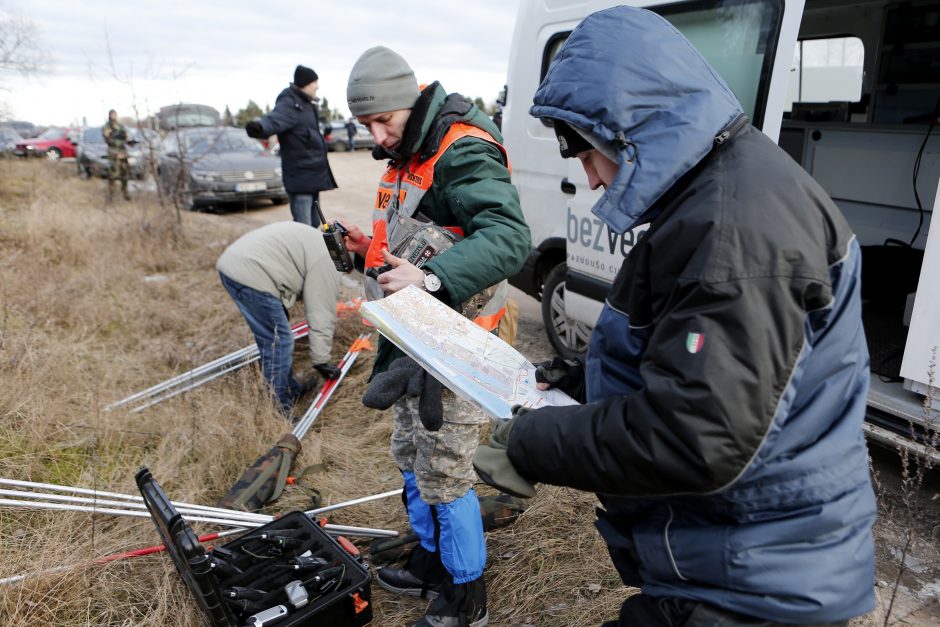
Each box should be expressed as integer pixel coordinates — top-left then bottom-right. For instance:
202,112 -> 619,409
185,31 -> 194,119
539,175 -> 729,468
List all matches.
360,285 -> 579,420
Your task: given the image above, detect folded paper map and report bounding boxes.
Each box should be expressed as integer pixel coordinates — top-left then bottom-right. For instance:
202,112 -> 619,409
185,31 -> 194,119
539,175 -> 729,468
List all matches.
360,285 -> 578,420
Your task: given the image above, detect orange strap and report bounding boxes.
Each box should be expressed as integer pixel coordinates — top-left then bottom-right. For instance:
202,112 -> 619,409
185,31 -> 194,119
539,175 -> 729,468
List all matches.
473,307 -> 507,332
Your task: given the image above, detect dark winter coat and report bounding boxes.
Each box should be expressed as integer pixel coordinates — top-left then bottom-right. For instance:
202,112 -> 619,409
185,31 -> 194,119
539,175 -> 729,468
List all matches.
256,84 -> 336,195
510,7 -> 876,623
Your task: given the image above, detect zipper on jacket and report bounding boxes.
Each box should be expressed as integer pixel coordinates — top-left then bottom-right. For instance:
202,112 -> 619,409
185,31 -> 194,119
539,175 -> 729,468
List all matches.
714,114 -> 749,145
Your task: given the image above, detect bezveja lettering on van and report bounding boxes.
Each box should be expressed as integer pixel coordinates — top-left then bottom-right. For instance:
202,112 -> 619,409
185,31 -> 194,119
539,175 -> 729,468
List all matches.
566,206 -> 647,258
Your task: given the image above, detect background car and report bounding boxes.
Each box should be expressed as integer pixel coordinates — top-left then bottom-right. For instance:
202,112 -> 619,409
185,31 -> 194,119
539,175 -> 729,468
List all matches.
0,126 -> 21,157
14,127 -> 79,161
156,127 -> 287,211
76,127 -> 148,180
156,103 -> 220,131
319,120 -> 375,152
5,120 -> 38,139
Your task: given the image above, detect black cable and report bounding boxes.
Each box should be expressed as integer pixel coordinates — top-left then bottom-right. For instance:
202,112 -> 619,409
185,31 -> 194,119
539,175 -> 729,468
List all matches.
909,95 -> 940,247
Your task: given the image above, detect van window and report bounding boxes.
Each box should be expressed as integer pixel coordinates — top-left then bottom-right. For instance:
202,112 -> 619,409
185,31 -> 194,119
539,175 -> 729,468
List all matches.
785,37 -> 865,111
539,0 -> 783,126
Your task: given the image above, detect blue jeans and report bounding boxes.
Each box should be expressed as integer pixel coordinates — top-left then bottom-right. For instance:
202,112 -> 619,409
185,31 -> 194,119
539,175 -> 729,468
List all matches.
220,273 -> 302,413
288,192 -> 320,227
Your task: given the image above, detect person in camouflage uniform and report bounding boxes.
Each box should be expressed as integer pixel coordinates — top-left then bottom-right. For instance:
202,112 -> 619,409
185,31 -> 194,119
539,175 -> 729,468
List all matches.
102,109 -> 130,201
344,47 -> 530,627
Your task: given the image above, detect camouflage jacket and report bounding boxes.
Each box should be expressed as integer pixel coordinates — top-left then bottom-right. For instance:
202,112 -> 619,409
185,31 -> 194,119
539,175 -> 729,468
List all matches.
102,120 -> 128,154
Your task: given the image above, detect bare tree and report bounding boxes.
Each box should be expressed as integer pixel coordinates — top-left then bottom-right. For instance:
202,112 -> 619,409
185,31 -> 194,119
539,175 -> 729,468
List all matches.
0,6 -> 48,80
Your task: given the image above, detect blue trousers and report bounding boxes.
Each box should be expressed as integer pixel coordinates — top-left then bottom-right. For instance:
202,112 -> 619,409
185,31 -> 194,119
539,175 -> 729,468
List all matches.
220,273 -> 301,413
288,192 -> 320,227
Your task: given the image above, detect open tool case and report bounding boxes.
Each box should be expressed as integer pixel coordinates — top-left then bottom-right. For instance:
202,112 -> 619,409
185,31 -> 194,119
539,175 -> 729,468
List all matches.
136,467 -> 372,626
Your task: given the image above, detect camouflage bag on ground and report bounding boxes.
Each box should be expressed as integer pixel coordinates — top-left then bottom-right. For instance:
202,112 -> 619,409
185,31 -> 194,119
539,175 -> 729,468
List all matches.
217,433 -> 301,511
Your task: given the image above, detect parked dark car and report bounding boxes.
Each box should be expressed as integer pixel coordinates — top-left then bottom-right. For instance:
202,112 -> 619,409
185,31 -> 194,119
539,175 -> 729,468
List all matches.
76,127 -> 148,180
156,127 -> 287,211
0,126 -> 21,157
319,120 -> 375,152
6,120 -> 38,139
14,127 -> 80,161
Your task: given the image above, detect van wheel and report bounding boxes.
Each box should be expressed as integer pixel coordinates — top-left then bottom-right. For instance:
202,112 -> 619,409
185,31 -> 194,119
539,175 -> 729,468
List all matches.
541,263 -> 591,359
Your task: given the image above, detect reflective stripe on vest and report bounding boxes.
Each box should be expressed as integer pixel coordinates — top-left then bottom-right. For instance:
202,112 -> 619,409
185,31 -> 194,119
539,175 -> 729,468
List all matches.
365,123 -> 511,331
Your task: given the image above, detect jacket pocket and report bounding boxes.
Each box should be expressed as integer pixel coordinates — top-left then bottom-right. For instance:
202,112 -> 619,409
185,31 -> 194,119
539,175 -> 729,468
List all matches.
631,504 -> 693,584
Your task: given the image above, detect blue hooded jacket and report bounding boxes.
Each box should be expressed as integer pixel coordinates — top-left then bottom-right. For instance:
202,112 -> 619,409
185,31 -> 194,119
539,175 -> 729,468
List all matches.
531,6 -> 743,234
508,6 -> 877,622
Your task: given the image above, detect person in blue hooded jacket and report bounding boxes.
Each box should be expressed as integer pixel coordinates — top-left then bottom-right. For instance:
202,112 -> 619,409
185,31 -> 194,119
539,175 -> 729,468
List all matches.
473,6 -> 877,626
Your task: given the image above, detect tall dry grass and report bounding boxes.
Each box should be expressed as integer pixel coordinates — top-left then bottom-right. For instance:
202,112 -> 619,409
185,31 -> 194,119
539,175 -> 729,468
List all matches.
0,160 -> 624,626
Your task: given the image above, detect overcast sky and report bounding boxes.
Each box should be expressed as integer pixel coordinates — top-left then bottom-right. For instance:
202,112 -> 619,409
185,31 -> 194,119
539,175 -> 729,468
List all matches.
2,0 -> 521,127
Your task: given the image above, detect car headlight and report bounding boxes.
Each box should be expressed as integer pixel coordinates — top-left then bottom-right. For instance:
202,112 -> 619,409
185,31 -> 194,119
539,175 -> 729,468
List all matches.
25,145 -> 35,150
274,166 -> 282,177
191,171 -> 218,182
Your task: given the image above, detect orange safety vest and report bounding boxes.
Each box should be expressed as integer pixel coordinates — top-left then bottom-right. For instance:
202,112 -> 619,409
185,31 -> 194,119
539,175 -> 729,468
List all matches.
365,123 -> 510,331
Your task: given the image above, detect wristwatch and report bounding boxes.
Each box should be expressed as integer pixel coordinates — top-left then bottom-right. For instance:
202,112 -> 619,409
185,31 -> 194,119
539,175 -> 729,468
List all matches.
423,271 -> 443,293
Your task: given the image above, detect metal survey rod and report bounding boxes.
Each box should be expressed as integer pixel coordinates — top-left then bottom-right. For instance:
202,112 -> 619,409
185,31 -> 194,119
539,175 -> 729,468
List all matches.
0,498 -> 398,538
0,488 -> 269,524
0,498 -> 262,527
128,353 -> 261,413
0,478 -> 268,521
292,333 -> 369,439
305,489 -> 403,517
106,321 -> 310,410
0,478 -> 402,523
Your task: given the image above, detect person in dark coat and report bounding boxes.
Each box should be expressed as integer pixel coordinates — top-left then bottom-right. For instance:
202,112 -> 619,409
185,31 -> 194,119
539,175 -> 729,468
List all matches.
345,118 -> 357,150
474,7 -> 876,626
246,65 -> 336,226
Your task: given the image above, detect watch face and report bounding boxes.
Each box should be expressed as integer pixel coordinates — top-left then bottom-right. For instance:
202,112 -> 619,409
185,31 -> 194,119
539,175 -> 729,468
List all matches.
424,273 -> 442,292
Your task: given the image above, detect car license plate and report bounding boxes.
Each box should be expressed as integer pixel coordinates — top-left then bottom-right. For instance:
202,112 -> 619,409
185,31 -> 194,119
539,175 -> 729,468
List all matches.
235,182 -> 266,192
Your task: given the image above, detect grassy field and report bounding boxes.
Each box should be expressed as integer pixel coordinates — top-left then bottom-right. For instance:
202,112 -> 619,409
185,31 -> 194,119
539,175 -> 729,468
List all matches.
0,160 -> 627,626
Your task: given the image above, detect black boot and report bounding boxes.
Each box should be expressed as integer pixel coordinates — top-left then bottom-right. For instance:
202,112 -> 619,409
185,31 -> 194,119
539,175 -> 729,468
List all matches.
376,544 -> 447,600
411,575 -> 487,627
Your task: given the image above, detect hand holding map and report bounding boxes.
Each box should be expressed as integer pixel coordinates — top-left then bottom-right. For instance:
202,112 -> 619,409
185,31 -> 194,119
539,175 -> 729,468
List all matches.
360,286 -> 579,420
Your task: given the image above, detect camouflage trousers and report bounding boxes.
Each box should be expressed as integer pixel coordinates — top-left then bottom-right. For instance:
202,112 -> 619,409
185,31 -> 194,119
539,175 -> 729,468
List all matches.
390,391 -> 488,505
108,152 -> 129,192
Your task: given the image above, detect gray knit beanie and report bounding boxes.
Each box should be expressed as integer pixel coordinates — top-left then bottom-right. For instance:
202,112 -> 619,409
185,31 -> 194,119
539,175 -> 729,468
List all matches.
347,46 -> 420,117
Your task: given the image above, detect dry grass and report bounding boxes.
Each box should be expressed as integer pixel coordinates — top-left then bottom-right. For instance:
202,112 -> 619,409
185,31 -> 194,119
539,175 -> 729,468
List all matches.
0,160 -> 623,626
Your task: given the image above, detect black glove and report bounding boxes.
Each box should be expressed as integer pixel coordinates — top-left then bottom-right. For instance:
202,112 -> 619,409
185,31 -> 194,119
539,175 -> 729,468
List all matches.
362,357 -> 444,431
245,119 -> 264,138
534,357 -> 585,402
473,406 -> 536,498
313,362 -> 341,380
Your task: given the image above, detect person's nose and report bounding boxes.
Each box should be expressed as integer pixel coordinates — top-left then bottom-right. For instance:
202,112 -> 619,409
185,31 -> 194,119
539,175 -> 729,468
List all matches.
370,125 -> 386,146
583,164 -> 603,191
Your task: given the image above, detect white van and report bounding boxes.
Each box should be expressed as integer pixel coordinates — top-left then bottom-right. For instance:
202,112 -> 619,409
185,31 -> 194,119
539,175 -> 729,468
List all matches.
502,0 -> 940,460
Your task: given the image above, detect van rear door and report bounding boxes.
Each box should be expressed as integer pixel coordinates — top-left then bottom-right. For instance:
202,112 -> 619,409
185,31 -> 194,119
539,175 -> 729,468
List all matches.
562,0 -> 806,329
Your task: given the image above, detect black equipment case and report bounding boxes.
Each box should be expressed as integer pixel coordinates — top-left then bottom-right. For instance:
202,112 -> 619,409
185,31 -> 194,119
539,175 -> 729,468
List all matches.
135,467 -> 373,627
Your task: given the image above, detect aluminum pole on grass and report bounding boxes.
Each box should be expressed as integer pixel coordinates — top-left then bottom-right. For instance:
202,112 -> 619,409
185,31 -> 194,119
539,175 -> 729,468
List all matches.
105,320 -> 311,411
0,477 -> 268,522
0,487 -> 403,585
0,478 -> 401,523
0,488 -> 270,524
292,333 -> 371,439
0,498 -> 398,538
126,354 -> 260,414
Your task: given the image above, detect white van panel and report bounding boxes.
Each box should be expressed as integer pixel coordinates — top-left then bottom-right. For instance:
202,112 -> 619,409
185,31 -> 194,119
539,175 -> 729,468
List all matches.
901,178 -> 940,406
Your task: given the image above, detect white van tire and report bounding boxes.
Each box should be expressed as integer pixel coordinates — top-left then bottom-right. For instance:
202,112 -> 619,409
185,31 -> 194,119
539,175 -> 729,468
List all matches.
541,263 -> 592,359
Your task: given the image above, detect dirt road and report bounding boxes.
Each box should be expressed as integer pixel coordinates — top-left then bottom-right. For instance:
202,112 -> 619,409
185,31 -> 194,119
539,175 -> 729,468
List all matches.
204,149 -> 939,624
